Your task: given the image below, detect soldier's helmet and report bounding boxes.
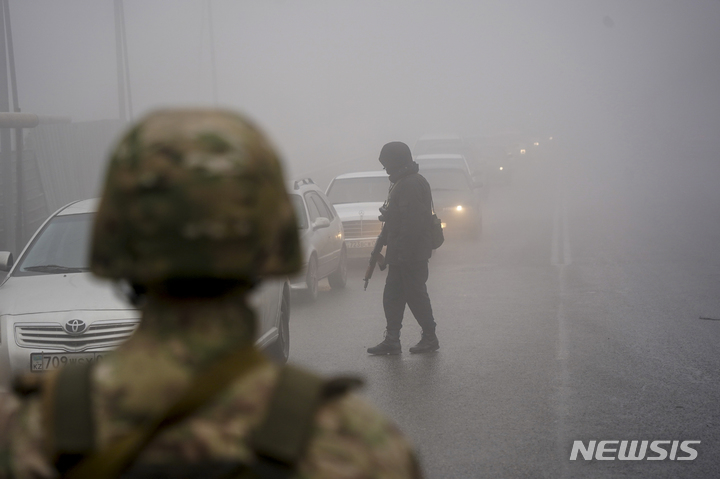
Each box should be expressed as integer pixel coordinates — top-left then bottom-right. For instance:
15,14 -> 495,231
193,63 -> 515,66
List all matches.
90,109 -> 301,285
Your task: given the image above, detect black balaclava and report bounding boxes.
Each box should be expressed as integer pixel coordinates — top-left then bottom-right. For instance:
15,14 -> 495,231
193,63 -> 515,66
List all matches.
379,141 -> 412,175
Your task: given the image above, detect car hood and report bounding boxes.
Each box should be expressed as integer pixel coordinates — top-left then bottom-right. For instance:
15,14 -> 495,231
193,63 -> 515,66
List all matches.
332,202 -> 384,221
0,273 -> 134,316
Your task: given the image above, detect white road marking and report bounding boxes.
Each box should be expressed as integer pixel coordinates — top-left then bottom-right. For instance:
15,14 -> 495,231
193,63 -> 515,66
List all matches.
562,197 -> 572,265
554,170 -> 572,476
552,182 -> 572,266
551,194 -> 560,265
556,278 -> 571,478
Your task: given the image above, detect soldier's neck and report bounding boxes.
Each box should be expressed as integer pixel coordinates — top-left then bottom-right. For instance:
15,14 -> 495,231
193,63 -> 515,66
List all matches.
138,292 -> 257,354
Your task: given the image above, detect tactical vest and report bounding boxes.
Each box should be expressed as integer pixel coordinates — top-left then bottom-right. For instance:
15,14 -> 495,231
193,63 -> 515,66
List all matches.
17,348 -> 360,479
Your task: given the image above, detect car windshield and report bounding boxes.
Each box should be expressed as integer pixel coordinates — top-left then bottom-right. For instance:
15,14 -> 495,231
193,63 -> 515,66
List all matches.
326,177 -> 390,204
415,140 -> 464,155
421,169 -> 471,192
289,194 -> 308,230
14,213 -> 93,276
416,158 -> 467,171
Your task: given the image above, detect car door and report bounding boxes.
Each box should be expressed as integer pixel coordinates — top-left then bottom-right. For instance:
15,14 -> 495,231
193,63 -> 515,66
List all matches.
313,193 -> 343,271
306,192 -> 338,278
304,192 -> 331,278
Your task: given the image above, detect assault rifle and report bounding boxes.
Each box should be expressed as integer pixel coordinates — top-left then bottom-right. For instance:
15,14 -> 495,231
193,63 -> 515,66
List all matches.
364,226 -> 387,290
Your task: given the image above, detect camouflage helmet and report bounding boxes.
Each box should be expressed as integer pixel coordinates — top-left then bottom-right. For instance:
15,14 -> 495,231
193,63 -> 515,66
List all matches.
90,108 -> 301,284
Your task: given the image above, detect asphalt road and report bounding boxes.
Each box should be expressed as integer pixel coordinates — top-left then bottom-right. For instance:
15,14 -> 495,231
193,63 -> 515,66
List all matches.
288,149 -> 720,478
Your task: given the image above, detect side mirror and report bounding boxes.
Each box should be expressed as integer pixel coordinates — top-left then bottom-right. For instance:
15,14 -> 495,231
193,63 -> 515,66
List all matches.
0,251 -> 14,272
312,217 -> 330,230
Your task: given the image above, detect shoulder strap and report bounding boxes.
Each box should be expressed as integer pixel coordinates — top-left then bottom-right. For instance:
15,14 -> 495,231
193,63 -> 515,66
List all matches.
56,347 -> 268,479
248,367 -> 362,479
49,353 -> 361,479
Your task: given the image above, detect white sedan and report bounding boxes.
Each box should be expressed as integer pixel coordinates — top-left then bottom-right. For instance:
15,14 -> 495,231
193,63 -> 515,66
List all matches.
325,171 -> 390,259
0,199 -> 291,391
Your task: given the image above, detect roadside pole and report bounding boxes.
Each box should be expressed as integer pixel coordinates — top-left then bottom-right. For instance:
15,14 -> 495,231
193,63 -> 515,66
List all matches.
3,0 -> 23,251
114,0 -> 132,123
0,0 -> 12,254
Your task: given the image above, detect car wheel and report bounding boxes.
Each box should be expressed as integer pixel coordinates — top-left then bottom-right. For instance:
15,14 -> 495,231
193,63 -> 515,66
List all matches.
328,247 -> 347,290
267,289 -> 290,364
304,255 -> 319,302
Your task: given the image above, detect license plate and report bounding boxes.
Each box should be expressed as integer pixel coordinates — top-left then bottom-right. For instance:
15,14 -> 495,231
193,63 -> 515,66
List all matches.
31,352 -> 105,372
347,240 -> 375,249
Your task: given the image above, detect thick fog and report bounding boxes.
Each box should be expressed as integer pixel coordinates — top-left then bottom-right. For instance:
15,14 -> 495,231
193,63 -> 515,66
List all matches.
12,1 -> 720,189
4,2 -> 720,475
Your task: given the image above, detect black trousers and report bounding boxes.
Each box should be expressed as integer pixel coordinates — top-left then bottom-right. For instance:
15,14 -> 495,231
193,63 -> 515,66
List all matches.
383,261 -> 436,334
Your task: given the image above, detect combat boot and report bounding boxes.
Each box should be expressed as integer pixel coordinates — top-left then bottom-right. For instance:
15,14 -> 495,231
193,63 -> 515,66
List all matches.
367,330 -> 401,355
409,330 -> 439,354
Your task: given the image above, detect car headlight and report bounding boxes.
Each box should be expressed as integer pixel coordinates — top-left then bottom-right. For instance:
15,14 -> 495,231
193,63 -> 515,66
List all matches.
443,205 -> 465,212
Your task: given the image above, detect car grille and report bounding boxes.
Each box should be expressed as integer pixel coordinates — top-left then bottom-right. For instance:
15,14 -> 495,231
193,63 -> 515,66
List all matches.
343,219 -> 382,239
15,320 -> 140,352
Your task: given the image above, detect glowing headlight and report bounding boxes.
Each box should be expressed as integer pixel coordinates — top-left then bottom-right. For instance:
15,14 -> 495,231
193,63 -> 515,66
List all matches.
443,205 -> 464,213
520,149 -> 526,154
441,222 -> 446,229
499,166 -> 504,171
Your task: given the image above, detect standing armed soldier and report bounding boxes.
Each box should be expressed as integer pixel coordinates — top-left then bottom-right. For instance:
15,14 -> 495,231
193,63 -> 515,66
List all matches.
0,109 -> 422,478
367,142 -> 440,355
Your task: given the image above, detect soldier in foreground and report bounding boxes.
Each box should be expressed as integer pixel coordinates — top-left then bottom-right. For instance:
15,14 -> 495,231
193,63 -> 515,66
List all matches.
0,109 -> 422,478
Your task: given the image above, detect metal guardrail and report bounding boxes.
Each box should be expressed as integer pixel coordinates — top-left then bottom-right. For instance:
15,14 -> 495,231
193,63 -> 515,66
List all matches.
0,113 -> 70,129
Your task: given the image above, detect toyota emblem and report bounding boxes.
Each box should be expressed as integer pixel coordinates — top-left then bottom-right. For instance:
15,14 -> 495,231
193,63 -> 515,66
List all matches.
64,319 -> 88,335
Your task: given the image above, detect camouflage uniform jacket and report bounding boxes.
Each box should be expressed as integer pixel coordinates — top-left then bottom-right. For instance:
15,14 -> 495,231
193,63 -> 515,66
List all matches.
0,293 -> 422,479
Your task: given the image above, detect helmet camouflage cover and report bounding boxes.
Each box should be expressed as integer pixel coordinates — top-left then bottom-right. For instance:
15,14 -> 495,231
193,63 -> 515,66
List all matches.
90,109 -> 301,284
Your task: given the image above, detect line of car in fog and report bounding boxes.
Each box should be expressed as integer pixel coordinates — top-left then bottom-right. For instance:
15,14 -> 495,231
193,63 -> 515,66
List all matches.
0,140 -> 488,388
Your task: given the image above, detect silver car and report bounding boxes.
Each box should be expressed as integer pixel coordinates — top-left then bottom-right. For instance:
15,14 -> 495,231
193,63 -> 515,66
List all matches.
420,166 -> 483,238
0,199 -> 291,391
288,178 -> 347,301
